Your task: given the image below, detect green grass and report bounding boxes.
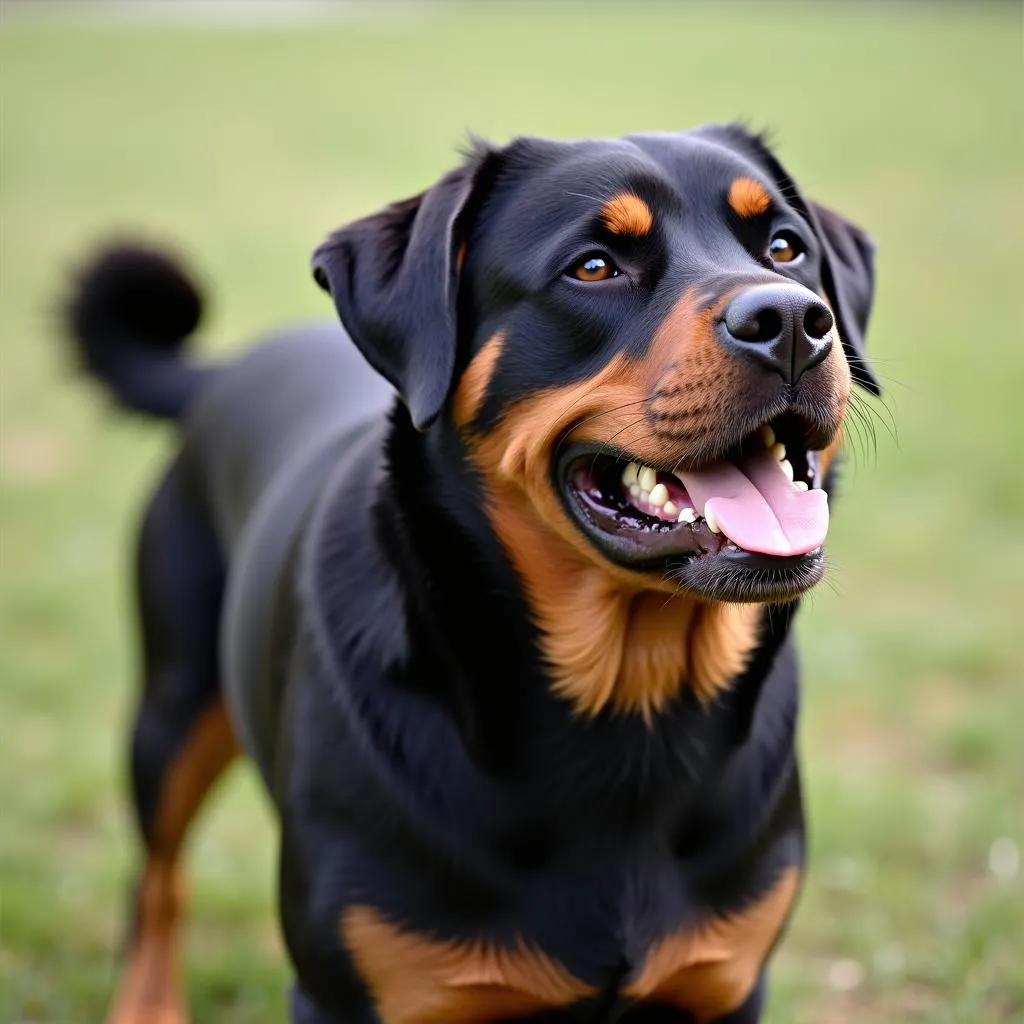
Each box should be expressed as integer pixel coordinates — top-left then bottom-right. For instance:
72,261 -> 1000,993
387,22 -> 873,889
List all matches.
2,3 -> 1022,1021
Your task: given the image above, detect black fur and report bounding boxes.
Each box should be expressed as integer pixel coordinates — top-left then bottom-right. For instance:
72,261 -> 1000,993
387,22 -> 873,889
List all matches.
65,244 -> 211,418
64,124 -> 877,1022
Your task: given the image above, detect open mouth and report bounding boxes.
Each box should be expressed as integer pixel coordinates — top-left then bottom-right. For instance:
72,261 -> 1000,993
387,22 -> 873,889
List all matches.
558,413 -> 831,601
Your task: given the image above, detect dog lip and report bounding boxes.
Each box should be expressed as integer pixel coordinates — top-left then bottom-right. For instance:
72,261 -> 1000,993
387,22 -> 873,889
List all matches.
676,545 -> 827,603
556,443 -> 724,564
569,481 -> 725,563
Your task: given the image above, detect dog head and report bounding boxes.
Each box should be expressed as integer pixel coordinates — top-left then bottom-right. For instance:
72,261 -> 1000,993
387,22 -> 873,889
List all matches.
314,125 -> 878,612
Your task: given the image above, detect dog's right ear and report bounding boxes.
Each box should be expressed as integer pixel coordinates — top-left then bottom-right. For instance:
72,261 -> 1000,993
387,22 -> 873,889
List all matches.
312,145 -> 503,431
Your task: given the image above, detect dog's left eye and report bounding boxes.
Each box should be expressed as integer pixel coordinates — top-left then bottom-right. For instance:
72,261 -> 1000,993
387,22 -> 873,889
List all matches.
768,232 -> 806,265
568,253 -> 620,282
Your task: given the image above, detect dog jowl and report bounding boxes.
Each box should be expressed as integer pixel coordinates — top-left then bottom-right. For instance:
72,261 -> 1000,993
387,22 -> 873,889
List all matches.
67,124 -> 878,1023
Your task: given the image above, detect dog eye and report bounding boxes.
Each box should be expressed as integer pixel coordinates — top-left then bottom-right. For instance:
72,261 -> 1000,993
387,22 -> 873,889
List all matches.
768,232 -> 805,265
568,253 -> 619,282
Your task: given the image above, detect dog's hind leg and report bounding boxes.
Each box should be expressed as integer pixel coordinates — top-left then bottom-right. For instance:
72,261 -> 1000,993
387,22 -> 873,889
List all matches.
108,459 -> 237,1024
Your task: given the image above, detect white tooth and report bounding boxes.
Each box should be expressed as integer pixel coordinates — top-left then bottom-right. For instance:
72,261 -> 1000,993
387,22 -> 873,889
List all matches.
705,507 -> 722,533
629,484 -> 641,497
637,466 -> 657,492
780,459 -> 794,481
648,482 -> 669,507
761,425 -> 776,448
663,500 -> 678,518
678,507 -> 697,524
770,442 -> 786,462
793,480 -> 809,492
639,490 -> 650,504
622,461 -> 639,486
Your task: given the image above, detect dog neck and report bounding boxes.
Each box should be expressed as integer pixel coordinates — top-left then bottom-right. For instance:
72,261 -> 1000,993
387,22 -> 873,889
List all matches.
384,416 -> 767,737
481,476 -> 764,722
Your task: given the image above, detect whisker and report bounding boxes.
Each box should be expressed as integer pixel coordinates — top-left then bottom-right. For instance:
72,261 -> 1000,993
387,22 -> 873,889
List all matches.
855,390 -> 899,447
847,391 -> 888,460
596,420 -> 654,461
842,399 -> 876,470
568,399 -> 648,438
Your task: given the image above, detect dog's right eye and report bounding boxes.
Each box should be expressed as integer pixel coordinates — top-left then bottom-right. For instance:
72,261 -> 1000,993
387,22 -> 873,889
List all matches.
567,253 -> 620,282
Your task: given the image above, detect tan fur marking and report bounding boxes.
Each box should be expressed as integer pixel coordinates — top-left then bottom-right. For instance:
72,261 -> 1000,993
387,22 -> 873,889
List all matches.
342,905 -> 595,1023
482,493 -> 761,717
600,192 -> 654,236
461,281 -> 851,717
453,332 -> 504,427
108,861 -> 188,1024
625,866 -> 800,1022
463,291 -> 763,717
108,700 -> 238,1024
727,177 -> 772,218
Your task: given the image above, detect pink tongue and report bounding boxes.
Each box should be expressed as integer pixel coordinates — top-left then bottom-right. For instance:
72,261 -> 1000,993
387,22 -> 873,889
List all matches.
677,450 -> 828,556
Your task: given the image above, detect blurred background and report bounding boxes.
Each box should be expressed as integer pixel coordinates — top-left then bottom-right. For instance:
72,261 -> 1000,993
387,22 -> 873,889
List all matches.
2,1 -> 1021,1021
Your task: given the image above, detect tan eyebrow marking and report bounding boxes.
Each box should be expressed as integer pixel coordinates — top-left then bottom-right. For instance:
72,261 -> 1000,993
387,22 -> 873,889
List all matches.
600,192 -> 654,236
728,177 -> 772,218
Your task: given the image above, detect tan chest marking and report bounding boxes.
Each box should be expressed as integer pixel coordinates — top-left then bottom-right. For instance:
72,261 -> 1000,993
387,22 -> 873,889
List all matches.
341,906 -> 596,1024
483,495 -> 762,717
343,868 -> 798,1024
625,866 -> 801,1022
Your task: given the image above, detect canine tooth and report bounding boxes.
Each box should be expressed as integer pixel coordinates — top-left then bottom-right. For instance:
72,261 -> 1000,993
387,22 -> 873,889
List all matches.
793,480 -> 809,492
678,507 -> 697,524
663,500 -> 678,517
770,442 -> 786,462
705,508 -> 722,533
622,462 -> 639,486
637,466 -> 657,492
780,459 -> 794,481
761,425 -> 776,447
649,482 -> 669,507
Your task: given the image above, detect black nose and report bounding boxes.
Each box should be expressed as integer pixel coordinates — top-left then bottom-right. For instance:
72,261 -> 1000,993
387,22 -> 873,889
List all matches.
721,284 -> 834,383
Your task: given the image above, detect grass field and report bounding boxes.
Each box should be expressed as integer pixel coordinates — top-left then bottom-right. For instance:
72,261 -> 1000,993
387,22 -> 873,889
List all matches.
2,3 -> 1022,1021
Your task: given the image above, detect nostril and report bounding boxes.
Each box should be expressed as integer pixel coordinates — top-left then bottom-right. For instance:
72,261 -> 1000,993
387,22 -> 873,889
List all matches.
803,304 -> 834,341
728,306 -> 783,343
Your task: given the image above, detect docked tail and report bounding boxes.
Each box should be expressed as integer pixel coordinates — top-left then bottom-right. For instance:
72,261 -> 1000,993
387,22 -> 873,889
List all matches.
64,244 -> 211,420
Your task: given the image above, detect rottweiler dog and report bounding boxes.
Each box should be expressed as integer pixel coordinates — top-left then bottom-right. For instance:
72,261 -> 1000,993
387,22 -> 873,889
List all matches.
65,123 -> 879,1023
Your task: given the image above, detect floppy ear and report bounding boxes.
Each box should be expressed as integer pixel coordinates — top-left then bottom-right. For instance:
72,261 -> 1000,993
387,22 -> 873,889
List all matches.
312,147 -> 501,429
804,199 -> 881,396
698,124 -> 881,395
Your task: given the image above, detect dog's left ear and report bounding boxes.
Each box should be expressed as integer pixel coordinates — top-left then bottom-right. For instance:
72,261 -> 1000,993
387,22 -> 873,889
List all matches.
312,145 -> 501,429
700,124 -> 881,395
